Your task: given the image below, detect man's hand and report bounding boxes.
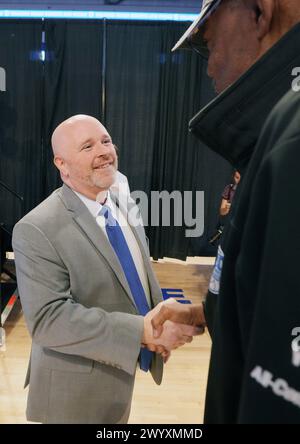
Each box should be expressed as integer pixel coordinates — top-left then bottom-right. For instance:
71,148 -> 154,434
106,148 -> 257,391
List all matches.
151,299 -> 206,339
142,303 -> 200,356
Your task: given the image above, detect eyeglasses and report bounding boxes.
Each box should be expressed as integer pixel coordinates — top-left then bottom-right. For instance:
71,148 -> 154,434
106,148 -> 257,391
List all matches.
186,31 -> 210,59
187,38 -> 209,59
184,0 -> 223,58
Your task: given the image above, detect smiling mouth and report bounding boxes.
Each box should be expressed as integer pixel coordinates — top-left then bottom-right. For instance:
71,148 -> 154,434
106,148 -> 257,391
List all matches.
94,162 -> 113,170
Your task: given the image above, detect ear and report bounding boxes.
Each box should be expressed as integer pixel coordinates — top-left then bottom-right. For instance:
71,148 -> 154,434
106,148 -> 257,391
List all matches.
54,155 -> 69,177
255,0 -> 276,39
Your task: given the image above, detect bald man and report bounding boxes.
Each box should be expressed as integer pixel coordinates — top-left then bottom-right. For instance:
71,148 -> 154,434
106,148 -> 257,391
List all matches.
12,115 -> 197,424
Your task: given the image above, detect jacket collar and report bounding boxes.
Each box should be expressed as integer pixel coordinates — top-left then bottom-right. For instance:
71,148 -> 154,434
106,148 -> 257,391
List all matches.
189,24 -> 300,172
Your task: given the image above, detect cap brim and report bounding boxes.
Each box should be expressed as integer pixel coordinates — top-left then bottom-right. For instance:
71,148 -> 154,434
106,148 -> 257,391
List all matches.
172,0 -> 221,57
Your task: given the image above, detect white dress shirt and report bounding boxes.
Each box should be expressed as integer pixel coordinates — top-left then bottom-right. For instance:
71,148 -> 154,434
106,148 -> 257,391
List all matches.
110,171 -> 131,198
74,190 -> 151,306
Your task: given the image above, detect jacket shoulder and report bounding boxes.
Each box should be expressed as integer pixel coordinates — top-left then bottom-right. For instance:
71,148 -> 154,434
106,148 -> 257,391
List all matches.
14,188 -> 65,231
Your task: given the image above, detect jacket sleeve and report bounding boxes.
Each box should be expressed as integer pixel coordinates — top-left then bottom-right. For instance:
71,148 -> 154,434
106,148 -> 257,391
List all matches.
12,221 -> 144,376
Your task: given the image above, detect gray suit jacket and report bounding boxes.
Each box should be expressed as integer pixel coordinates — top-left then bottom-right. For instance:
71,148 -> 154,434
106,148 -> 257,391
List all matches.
12,184 -> 163,424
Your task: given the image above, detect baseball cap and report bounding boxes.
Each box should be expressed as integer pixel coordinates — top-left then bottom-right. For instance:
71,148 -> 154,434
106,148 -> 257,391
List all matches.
172,0 -> 222,57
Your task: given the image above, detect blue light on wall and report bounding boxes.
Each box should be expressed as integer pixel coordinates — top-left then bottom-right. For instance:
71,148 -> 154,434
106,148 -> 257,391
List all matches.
0,10 -> 197,21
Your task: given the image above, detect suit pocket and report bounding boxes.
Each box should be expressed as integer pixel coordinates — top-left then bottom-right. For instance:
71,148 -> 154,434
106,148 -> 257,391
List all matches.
38,346 -> 93,373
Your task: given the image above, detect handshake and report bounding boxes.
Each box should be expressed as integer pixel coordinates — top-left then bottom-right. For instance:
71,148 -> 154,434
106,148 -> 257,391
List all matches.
142,299 -> 206,362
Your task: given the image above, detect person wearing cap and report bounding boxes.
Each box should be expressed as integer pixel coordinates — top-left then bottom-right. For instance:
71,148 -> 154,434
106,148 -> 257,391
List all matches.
152,0 -> 300,423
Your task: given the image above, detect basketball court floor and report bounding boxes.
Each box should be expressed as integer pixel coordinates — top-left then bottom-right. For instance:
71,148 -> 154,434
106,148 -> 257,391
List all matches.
0,257 -> 213,424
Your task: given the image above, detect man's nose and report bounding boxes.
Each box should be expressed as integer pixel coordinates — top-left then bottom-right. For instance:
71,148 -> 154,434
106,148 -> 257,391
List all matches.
95,141 -> 112,156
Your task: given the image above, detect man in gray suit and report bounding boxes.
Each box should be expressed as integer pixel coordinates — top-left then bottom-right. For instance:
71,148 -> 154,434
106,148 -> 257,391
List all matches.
12,115 -> 197,424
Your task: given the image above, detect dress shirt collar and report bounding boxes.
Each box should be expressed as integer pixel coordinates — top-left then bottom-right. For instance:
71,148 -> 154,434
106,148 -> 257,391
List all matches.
74,190 -> 114,219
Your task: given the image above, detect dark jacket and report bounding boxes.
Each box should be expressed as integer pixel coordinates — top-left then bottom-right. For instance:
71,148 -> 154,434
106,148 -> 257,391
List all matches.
190,24 -> 300,423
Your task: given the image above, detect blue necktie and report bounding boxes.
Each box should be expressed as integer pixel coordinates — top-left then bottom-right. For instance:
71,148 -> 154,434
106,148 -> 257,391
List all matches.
100,204 -> 153,372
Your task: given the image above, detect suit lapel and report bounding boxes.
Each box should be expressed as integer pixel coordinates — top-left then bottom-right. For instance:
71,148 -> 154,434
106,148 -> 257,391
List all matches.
60,185 -> 137,310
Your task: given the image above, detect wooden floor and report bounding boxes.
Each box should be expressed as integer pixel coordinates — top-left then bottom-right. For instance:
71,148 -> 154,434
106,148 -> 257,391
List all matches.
0,258 -> 213,424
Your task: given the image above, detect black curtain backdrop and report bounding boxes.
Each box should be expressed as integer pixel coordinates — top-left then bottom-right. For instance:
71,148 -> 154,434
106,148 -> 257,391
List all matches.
0,20 -> 43,228
43,20 -> 104,195
0,19 -> 232,258
105,21 -> 232,258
